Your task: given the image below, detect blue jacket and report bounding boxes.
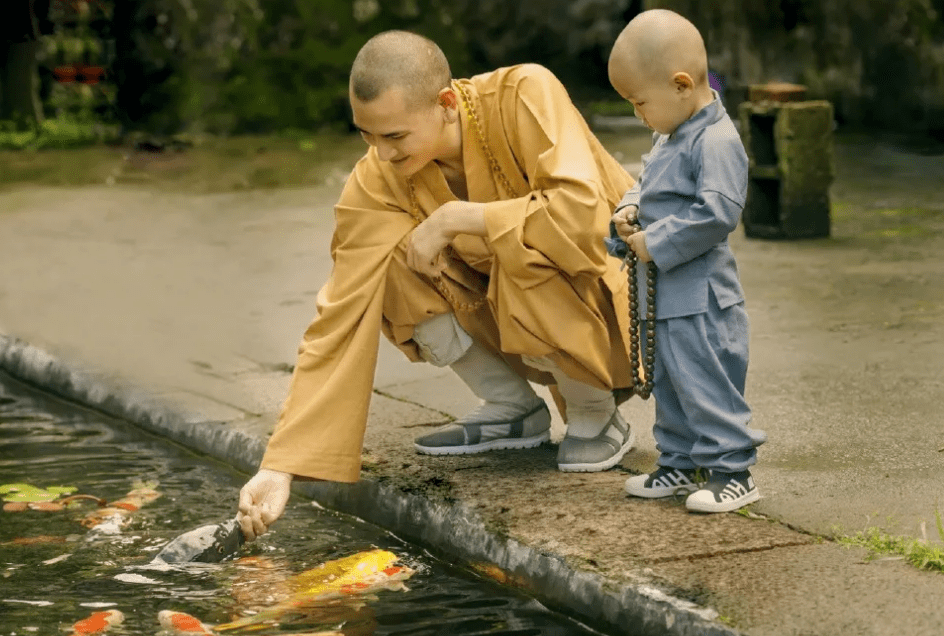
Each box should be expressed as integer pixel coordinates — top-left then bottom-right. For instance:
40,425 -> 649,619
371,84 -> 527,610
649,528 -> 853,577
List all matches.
605,91 -> 748,319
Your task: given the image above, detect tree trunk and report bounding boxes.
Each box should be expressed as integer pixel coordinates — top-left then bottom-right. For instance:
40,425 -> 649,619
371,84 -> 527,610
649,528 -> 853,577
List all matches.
0,40 -> 43,128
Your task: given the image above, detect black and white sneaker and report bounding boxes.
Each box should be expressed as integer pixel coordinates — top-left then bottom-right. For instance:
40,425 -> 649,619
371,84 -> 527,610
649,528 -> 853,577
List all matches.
625,466 -> 704,498
685,470 -> 760,513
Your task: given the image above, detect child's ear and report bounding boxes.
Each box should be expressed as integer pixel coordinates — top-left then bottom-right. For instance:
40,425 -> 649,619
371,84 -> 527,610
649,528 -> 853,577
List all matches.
673,72 -> 695,95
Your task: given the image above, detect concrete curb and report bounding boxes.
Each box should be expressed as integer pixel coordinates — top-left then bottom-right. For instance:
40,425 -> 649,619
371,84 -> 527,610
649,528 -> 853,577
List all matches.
0,332 -> 741,636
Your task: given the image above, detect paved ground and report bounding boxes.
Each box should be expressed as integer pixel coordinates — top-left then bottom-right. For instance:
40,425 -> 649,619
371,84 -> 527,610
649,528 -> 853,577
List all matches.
1,130 -> 943,635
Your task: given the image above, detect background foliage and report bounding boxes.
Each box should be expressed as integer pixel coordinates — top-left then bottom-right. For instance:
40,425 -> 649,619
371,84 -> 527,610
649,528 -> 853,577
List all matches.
26,0 -> 944,136
650,0 -> 944,134
108,0 -> 638,134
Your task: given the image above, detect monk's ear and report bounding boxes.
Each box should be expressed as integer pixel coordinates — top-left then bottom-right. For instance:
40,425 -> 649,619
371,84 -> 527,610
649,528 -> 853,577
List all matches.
438,88 -> 459,122
673,72 -> 694,96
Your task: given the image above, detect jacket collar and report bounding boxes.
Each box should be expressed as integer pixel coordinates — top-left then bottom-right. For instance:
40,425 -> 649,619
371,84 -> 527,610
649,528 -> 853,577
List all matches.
671,89 -> 723,139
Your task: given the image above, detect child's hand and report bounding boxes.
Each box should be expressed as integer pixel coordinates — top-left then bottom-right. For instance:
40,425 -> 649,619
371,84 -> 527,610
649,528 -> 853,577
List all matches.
627,231 -> 652,263
611,205 -> 639,243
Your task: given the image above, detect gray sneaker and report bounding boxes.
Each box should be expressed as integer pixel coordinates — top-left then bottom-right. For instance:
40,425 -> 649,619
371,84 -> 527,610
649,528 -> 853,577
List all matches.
414,401 -> 551,455
557,410 -> 634,472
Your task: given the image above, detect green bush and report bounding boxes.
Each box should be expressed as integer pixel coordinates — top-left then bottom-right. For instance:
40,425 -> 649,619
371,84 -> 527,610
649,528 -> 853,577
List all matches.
112,0 -> 471,135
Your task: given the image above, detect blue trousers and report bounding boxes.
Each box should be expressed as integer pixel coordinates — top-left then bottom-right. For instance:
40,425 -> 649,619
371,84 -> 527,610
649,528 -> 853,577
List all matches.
645,294 -> 767,473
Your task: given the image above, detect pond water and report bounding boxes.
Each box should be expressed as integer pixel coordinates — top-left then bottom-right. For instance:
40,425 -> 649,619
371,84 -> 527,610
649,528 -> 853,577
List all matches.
0,371 -> 610,635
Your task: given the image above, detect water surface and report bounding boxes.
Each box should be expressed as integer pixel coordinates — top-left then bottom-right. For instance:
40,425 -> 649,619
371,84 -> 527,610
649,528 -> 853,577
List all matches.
0,371 -> 610,635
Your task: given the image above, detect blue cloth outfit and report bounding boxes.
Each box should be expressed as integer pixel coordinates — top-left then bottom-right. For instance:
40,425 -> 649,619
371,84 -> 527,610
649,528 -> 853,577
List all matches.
605,90 -> 767,473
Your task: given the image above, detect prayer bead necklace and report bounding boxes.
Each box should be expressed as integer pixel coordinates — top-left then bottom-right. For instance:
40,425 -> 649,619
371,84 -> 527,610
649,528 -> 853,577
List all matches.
454,81 -> 519,200
624,211 -> 657,399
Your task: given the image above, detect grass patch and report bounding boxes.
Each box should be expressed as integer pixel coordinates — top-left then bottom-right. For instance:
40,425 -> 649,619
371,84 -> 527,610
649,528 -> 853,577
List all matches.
0,118 -> 119,150
0,131 -> 366,193
836,510 -> 944,573
584,100 -> 636,117
830,200 -> 944,242
866,224 -> 929,238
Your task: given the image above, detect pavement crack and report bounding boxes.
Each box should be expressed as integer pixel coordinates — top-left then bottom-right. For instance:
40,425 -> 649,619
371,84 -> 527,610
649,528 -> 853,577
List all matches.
648,539 -> 814,564
168,386 -> 264,417
372,388 -> 455,419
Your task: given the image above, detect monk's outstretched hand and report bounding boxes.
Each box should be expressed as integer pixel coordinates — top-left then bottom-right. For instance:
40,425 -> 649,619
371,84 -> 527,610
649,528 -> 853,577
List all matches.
237,468 -> 292,541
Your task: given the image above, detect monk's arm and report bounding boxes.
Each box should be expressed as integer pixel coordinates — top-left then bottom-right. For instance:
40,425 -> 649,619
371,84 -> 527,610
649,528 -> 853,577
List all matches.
406,200 -> 486,277
435,200 -> 487,238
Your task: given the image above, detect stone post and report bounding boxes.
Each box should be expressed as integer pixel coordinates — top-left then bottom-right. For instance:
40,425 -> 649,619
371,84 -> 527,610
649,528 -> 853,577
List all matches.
739,83 -> 834,239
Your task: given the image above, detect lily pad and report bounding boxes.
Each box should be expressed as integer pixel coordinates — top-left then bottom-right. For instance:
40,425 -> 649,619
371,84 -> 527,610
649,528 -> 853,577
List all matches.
0,483 -> 78,503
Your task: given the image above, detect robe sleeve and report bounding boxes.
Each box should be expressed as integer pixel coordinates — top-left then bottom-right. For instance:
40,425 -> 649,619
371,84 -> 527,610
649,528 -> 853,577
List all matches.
481,65 -> 617,290
260,157 -> 415,482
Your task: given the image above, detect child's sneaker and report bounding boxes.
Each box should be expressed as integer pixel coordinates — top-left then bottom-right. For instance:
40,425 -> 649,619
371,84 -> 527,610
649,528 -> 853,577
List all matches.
685,470 -> 759,513
625,466 -> 703,498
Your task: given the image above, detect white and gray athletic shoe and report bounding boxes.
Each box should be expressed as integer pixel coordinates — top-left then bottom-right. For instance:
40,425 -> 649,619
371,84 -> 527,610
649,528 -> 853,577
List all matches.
625,466 -> 704,498
685,470 -> 760,513
414,401 -> 551,455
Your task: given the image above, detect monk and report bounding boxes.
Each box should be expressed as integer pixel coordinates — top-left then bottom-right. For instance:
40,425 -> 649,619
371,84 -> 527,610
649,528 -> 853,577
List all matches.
238,31 -> 637,540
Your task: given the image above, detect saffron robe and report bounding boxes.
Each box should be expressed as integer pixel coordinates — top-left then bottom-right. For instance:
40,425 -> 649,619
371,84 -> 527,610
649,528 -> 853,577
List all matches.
261,64 -> 636,482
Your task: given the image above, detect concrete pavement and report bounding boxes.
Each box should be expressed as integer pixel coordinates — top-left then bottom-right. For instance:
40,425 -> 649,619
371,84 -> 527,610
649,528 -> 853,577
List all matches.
1,131 -> 944,635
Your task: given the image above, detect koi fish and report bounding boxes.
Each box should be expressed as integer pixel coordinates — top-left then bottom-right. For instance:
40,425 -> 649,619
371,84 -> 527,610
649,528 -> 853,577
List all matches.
69,609 -> 124,635
1,534 -> 67,546
153,519 -> 245,563
156,609 -> 345,636
157,610 -> 215,634
81,483 -> 161,529
214,549 -> 413,632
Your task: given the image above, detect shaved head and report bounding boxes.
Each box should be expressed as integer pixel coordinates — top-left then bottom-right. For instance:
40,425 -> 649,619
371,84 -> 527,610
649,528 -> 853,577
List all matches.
609,9 -> 708,88
350,31 -> 452,110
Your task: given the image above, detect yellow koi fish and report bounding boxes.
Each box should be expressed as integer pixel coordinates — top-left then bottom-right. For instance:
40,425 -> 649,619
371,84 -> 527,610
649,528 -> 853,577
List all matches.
214,548 -> 413,632
69,609 -> 124,635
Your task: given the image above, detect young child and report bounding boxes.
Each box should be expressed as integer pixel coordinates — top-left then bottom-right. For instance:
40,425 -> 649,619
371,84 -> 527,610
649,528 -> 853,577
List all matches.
605,9 -> 767,513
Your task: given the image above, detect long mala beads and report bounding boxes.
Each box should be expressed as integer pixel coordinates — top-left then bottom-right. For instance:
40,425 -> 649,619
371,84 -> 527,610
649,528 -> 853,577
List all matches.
453,81 -> 519,199
625,214 -> 657,399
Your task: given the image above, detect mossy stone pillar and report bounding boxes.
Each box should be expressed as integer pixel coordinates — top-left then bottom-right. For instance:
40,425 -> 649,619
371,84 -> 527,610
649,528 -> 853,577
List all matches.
739,83 -> 834,239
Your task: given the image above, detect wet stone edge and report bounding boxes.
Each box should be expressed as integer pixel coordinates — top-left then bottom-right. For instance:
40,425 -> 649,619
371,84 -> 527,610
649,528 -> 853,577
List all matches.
0,333 -> 742,636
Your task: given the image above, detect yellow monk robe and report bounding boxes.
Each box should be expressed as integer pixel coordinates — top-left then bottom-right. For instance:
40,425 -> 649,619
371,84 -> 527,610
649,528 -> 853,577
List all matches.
262,64 -> 635,482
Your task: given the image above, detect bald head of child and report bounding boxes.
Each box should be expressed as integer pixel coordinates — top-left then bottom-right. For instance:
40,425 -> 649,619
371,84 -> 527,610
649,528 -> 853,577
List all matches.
608,10 -> 714,135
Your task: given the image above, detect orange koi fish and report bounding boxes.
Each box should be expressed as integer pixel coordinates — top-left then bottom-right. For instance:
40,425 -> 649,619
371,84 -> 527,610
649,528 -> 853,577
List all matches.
214,549 -> 413,632
157,610 -> 215,635
81,482 -> 161,529
69,609 -> 124,635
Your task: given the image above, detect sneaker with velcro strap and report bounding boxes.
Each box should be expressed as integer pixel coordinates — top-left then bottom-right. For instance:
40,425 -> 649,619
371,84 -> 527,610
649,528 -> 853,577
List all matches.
414,401 -> 551,455
557,409 -> 634,473
685,469 -> 760,513
625,465 -> 704,498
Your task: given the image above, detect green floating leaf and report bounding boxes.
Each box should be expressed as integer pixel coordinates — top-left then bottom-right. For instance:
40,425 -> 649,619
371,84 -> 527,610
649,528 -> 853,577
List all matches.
0,483 -> 78,503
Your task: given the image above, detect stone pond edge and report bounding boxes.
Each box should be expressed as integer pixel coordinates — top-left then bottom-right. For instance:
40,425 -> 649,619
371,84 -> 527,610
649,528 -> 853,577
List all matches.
0,332 -> 741,636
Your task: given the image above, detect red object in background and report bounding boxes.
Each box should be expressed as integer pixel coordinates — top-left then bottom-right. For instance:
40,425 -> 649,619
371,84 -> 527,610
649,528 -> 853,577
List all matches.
80,66 -> 105,85
54,65 -> 78,83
